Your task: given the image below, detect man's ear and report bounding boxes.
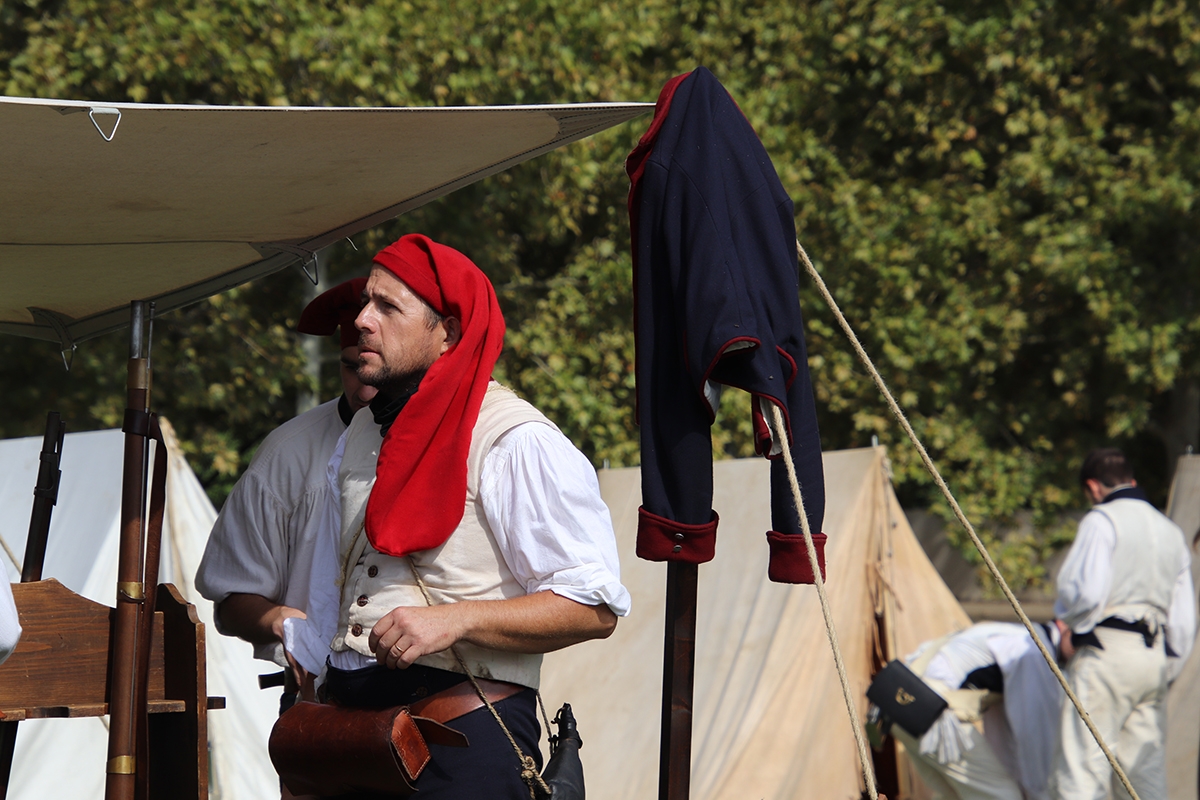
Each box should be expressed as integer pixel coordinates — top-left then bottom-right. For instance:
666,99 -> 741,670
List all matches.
442,317 -> 462,350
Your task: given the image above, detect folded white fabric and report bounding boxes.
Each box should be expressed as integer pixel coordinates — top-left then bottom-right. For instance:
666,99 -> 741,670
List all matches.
919,708 -> 975,765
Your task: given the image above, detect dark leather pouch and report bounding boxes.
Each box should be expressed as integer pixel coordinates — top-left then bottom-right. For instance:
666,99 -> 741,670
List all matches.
866,659 -> 948,737
268,700 -> 467,797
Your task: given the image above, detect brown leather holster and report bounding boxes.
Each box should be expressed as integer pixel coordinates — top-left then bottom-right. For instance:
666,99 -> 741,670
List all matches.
269,677 -> 523,797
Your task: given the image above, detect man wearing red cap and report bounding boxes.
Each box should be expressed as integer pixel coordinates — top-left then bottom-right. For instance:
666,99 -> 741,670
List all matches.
312,234 -> 629,799
197,278 -> 376,695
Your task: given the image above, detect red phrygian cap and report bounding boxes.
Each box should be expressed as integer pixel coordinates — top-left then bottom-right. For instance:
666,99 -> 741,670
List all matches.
365,234 -> 505,557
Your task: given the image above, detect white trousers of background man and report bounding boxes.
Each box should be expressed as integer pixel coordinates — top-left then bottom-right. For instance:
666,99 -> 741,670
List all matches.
893,722 -> 1023,800
1051,626 -> 1168,800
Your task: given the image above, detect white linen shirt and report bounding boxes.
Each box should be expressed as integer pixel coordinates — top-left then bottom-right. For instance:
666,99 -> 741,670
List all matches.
196,398 -> 347,664
286,419 -> 630,675
1055,507 -> 1196,675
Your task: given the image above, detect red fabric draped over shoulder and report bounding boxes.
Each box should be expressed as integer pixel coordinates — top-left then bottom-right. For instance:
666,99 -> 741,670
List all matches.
365,234 -> 505,557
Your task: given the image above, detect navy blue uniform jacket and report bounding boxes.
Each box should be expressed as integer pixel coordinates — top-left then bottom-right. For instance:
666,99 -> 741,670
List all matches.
626,67 -> 826,583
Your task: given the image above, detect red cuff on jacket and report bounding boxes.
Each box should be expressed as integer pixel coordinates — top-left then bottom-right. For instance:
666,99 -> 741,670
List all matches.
636,507 -> 719,563
766,531 -> 827,584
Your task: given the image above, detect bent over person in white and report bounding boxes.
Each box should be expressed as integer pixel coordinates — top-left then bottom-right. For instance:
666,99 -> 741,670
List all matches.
894,622 -> 1064,800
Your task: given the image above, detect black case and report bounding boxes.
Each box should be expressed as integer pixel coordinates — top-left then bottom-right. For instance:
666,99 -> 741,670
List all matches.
866,660 -> 948,737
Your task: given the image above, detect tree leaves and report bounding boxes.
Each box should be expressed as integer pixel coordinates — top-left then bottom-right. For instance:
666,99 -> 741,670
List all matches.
2,0 -> 1198,591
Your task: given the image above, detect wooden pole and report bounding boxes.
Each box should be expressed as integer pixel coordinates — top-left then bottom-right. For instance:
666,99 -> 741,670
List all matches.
0,412 -> 65,798
20,412 -> 64,584
658,561 -> 697,800
106,301 -> 151,800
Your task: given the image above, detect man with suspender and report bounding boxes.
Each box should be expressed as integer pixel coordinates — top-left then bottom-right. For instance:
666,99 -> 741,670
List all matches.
1051,448 -> 1196,799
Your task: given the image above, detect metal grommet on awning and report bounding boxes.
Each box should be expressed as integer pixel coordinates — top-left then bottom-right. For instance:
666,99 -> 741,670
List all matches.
88,106 -> 122,142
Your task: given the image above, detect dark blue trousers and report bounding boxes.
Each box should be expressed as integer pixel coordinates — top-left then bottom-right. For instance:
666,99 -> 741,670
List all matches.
323,663 -> 542,800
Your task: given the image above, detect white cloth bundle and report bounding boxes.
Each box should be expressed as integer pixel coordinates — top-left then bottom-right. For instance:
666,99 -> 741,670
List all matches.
919,708 -> 976,765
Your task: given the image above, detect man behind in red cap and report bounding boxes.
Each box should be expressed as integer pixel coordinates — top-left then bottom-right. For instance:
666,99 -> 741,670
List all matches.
314,234 -> 629,799
197,278 -> 376,710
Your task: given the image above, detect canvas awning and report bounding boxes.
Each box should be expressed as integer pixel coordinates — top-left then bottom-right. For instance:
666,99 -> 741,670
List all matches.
0,95 -> 650,345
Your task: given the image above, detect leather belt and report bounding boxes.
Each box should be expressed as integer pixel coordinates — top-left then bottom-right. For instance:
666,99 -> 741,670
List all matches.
1071,617 -> 1157,651
410,677 -> 524,724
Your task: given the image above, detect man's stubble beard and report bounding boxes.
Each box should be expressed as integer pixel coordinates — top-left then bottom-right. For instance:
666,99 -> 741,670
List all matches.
358,361 -> 429,404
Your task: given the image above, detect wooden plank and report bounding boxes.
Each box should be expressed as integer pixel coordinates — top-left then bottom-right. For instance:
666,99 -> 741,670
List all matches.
0,580 -> 110,709
148,584 -> 208,800
0,701 -> 187,720
0,580 -> 208,798
0,580 -> 169,715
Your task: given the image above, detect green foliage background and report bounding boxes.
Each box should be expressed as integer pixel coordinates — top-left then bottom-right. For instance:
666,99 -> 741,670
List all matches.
2,0 -> 1199,592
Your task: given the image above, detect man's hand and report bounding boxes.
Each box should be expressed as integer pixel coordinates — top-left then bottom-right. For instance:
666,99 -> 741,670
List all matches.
1055,619 -> 1076,661
215,594 -> 310,684
215,593 -> 306,646
283,647 -> 311,694
368,605 -> 463,669
367,591 -> 617,670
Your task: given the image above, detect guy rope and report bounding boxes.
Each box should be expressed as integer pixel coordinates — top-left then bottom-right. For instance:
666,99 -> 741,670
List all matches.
795,239 -> 1142,800
771,401 -> 879,798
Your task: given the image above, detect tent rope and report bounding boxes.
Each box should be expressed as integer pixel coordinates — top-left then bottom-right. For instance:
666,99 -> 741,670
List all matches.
796,239 -> 1141,800
770,403 -> 879,799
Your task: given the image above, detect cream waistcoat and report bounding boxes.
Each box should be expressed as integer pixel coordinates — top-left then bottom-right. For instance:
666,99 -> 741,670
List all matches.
1092,498 -> 1188,626
332,383 -> 557,689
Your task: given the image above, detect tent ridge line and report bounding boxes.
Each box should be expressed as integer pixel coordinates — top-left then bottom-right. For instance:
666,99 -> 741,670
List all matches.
2,94 -> 654,115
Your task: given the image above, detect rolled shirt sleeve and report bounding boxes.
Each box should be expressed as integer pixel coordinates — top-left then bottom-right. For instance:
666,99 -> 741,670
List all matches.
195,471 -> 290,614
1054,510 -> 1116,633
480,422 -> 631,617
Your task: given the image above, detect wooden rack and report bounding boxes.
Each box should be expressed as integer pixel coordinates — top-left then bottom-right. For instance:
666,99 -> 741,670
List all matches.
0,580 -> 224,798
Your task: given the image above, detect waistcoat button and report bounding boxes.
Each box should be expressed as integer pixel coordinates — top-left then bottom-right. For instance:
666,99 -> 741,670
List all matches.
351,623 -> 363,636
672,544 -> 683,553
367,565 -> 379,578
357,595 -> 369,607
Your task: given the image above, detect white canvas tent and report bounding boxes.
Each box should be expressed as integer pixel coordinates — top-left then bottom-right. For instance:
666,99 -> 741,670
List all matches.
0,422 -> 280,799
540,446 -> 972,799
1166,454 -> 1200,800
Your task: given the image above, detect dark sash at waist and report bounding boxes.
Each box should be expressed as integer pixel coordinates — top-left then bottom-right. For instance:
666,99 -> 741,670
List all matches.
1071,616 -> 1157,651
